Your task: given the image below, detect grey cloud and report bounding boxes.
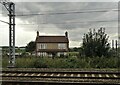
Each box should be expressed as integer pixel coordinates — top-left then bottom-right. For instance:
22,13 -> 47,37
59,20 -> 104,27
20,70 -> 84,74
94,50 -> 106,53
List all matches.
1,2 -> 118,46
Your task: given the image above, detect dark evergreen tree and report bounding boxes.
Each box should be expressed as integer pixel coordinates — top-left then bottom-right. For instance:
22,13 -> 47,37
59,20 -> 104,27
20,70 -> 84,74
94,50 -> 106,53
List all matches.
26,41 -> 36,55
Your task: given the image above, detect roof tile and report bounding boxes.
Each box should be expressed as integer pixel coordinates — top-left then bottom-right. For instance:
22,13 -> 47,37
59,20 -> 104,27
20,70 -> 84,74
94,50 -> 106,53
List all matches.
36,36 -> 69,43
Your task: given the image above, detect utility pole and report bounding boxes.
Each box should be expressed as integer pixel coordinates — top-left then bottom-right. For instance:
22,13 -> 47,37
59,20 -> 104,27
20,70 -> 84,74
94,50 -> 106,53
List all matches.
112,40 -> 114,49
1,1 -> 15,67
115,40 -> 118,51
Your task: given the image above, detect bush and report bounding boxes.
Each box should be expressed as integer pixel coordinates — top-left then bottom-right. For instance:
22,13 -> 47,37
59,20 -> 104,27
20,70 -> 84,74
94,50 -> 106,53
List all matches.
2,56 -> 119,69
2,56 -> 9,68
15,57 -> 36,68
33,58 -> 47,68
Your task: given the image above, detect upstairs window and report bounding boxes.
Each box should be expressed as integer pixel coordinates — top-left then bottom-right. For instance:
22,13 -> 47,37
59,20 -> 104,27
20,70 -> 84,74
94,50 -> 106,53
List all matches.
39,44 -> 47,49
58,43 -> 66,49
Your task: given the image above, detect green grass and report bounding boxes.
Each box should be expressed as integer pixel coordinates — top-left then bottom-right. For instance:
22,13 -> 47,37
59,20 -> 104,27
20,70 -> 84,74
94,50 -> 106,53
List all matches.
2,56 -> 9,67
2,56 -> 119,69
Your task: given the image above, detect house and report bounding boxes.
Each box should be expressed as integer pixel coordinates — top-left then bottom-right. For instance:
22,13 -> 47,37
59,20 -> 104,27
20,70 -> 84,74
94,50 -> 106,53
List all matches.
35,31 -> 69,57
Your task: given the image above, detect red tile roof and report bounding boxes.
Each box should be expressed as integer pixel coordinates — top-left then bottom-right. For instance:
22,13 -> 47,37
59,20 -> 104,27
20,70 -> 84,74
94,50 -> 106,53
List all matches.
36,36 -> 69,43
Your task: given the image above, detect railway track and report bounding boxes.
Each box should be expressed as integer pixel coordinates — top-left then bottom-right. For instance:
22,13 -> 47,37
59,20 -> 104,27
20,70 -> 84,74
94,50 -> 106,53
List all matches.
1,68 -> 120,84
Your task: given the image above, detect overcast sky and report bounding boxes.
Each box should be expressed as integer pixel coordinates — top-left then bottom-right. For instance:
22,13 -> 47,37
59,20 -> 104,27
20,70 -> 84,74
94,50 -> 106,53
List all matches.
0,0 -> 119,48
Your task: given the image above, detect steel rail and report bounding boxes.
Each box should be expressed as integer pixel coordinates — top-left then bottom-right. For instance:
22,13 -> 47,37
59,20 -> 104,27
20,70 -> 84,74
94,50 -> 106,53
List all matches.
1,69 -> 120,84
2,70 -> 120,74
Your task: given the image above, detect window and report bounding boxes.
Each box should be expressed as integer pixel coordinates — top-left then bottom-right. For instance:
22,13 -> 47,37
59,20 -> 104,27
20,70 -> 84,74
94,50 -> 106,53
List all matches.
39,52 -> 47,56
58,43 -> 66,49
39,43 -> 47,49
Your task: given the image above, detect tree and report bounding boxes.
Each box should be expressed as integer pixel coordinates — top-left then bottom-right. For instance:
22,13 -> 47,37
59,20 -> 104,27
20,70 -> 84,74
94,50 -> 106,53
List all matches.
26,41 -> 36,55
82,27 -> 110,57
69,47 -> 80,52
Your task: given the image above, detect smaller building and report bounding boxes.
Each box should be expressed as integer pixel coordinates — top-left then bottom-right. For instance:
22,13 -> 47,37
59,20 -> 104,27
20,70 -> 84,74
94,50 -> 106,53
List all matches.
35,31 -> 69,57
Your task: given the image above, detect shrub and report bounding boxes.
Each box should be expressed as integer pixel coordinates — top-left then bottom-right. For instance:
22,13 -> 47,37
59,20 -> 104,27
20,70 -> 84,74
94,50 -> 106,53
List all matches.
2,56 -> 119,69
33,58 -> 47,68
15,57 -> 36,68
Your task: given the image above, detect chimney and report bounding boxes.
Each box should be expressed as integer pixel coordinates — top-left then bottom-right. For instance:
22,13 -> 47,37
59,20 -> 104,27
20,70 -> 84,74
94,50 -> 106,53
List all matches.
65,31 -> 68,38
37,31 -> 39,37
